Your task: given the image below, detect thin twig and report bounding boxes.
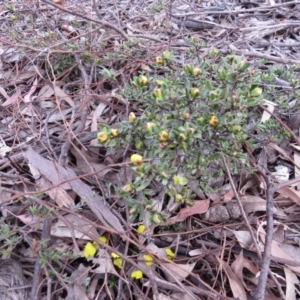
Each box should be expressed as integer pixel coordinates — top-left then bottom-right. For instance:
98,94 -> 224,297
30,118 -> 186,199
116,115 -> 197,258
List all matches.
221,153 -> 262,259
31,216 -> 52,300
252,177 -> 276,300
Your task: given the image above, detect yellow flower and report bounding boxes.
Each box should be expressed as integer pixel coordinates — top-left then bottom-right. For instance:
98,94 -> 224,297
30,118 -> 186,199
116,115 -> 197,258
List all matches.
92,236 -> 107,247
111,129 -> 119,137
165,248 -> 175,260
99,236 -> 107,243
137,225 -> 145,234
209,116 -> 219,127
130,154 -> 143,166
131,270 -> 143,279
143,254 -> 153,266
97,131 -> 108,143
111,252 -> 123,268
83,242 -> 96,258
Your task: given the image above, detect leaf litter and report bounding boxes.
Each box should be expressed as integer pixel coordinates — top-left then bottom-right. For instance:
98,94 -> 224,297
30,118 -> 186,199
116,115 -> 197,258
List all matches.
0,0 -> 300,299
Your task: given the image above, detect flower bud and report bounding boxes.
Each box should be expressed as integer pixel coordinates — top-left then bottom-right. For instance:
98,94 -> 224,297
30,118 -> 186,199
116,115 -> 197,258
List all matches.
146,122 -> 156,132
135,141 -> 144,150
218,68 -> 226,80
209,48 -> 218,58
129,112 -> 137,123
129,206 -> 138,215
231,94 -> 239,103
183,64 -> 192,74
182,113 -> 190,119
231,125 -> 241,134
262,74 -> 269,80
162,50 -> 172,61
138,75 -> 148,86
153,88 -> 162,99
130,154 -> 143,166
97,131 -> 108,143
187,128 -> 195,136
152,212 -> 163,224
192,68 -> 202,76
111,129 -> 119,137
155,56 -> 163,64
155,79 -> 164,87
190,88 -> 199,99
209,116 -> 219,127
175,194 -> 183,202
158,130 -> 169,142
237,60 -> 250,72
122,184 -> 134,193
250,87 -> 262,97
209,91 -> 218,100
178,133 -> 186,141
197,117 -> 205,124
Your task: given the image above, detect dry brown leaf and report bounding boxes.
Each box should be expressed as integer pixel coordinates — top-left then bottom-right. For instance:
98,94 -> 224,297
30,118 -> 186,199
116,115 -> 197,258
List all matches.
293,152 -> 300,189
66,264 -> 89,300
88,249 -> 118,276
240,179 -> 258,196
261,101 -> 275,123
169,292 -> 195,300
1,88 -> 21,107
258,226 -> 300,274
37,84 -> 55,99
241,195 -> 280,214
216,256 -> 247,300
24,78 -> 38,103
231,250 -> 247,289
231,230 -> 252,248
24,147 -> 125,233
53,84 -> 75,108
161,262 -> 196,283
51,214 -> 98,240
36,176 -> 74,207
277,187 -> 300,205
164,199 -> 210,225
0,86 -> 9,99
284,267 -> 298,300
